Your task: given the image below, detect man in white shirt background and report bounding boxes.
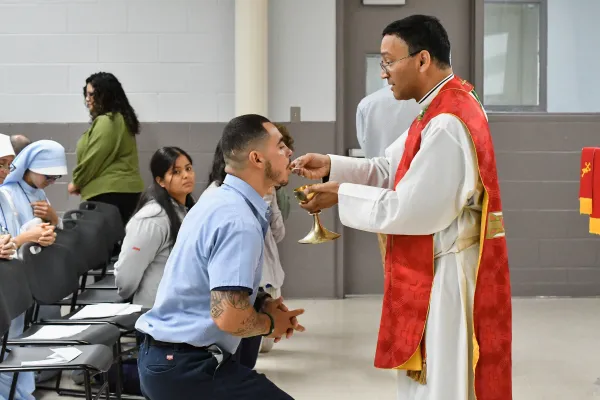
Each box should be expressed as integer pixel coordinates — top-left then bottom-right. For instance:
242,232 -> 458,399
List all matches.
356,85 -> 421,267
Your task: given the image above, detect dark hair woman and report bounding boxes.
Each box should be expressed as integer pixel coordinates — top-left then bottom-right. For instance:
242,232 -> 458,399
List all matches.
207,140 -> 226,189
69,72 -> 145,228
114,146 -> 196,308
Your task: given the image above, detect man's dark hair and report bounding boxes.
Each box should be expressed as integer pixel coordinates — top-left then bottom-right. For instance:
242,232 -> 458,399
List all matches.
10,134 -> 31,155
382,15 -> 451,68
220,114 -> 271,169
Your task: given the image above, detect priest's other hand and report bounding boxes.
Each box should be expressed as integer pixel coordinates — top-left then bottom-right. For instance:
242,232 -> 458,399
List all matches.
299,182 -> 340,213
290,153 -> 331,180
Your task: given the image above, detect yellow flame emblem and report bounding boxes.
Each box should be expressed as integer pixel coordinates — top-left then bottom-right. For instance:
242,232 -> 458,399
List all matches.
582,162 -> 592,178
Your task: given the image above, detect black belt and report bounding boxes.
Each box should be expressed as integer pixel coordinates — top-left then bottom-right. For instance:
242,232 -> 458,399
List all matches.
145,334 -> 207,351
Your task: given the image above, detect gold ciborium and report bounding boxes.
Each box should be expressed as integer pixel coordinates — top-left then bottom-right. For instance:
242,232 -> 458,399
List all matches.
293,184 -> 341,244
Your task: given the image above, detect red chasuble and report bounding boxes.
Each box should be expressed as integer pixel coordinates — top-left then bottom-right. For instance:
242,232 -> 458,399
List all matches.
375,76 -> 512,399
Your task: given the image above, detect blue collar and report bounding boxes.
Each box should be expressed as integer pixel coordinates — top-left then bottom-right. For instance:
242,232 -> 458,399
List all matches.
222,174 -> 268,220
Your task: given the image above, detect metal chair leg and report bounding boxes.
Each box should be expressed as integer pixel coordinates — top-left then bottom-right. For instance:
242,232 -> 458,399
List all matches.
104,372 -> 110,400
84,370 -> 93,400
8,371 -> 18,400
115,341 -> 124,399
54,369 -> 63,393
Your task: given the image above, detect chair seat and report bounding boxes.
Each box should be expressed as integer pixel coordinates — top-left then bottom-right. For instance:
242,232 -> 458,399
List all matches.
86,275 -> 116,290
0,344 -> 114,373
11,323 -> 121,348
87,268 -> 115,277
40,309 -> 144,332
58,288 -> 125,306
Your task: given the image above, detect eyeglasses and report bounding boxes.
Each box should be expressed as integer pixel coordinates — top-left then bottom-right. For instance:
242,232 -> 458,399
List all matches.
44,175 -> 62,182
82,87 -> 95,99
380,50 -> 423,73
0,164 -> 15,173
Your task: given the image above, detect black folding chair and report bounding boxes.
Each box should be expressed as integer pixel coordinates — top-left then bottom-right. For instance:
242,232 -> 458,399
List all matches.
0,258 -> 113,400
79,202 -> 125,284
27,239 -> 143,398
15,242 -> 124,398
79,201 -> 125,248
56,216 -> 124,308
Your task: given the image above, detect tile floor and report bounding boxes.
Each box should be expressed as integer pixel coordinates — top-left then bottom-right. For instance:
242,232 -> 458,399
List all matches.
37,297 -> 600,400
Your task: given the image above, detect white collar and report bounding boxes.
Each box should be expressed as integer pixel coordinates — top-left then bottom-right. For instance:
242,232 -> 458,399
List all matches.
418,73 -> 454,110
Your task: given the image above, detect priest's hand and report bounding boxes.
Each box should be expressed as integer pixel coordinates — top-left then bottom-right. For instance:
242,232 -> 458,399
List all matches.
290,153 -> 331,180
299,181 -> 340,213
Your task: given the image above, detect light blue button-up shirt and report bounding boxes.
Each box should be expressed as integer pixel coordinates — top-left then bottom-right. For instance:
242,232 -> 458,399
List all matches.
135,174 -> 269,354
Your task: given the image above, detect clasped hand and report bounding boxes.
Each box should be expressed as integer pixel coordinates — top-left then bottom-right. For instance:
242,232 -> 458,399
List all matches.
0,234 -> 16,259
31,200 -> 59,226
290,153 -> 341,214
30,223 -> 56,247
262,297 -> 305,342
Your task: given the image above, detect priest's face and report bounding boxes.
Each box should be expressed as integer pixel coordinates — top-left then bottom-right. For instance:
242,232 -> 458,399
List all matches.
380,34 -> 421,101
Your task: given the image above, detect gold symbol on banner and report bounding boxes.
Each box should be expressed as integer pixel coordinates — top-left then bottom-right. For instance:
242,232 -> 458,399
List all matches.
582,162 -> 592,178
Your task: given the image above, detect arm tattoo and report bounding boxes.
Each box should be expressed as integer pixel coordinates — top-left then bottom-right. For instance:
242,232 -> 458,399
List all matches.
210,290 -> 269,337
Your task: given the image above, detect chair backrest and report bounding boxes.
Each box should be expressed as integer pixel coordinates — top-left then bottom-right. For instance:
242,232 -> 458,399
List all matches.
0,258 -> 34,323
63,209 -> 112,259
79,201 -> 125,244
0,299 -> 9,338
57,219 -> 99,275
22,243 -> 80,305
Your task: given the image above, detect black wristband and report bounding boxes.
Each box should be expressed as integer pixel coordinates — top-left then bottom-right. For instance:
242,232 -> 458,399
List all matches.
261,311 -> 275,337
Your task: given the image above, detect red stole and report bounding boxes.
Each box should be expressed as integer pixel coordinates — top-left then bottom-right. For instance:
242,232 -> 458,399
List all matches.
375,76 -> 512,399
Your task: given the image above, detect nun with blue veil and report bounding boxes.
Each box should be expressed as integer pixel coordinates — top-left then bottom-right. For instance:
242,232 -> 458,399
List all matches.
0,140 -> 67,237
0,133 -> 35,400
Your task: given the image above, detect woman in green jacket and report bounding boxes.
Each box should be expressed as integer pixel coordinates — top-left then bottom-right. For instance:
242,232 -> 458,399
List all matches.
68,72 -> 144,226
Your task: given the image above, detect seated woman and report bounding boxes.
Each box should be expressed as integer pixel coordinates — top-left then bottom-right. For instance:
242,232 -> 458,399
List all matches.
0,135 -> 58,400
1,140 -> 67,236
114,147 -> 196,308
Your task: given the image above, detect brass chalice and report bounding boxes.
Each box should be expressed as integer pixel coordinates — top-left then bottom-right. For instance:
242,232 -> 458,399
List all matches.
293,184 -> 341,244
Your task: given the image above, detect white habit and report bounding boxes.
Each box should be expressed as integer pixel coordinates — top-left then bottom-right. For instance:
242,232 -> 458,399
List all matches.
330,75 -> 485,400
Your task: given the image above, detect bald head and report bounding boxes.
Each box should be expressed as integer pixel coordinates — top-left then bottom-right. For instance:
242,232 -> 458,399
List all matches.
10,135 -> 31,155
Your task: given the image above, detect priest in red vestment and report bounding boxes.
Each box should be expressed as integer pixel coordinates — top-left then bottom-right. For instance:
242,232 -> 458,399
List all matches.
291,15 -> 512,400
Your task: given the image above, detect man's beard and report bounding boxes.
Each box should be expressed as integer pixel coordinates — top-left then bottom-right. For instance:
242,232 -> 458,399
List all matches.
265,160 -> 288,187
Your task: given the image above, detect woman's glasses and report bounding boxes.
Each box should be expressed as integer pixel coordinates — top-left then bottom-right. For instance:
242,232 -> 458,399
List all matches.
0,164 -> 15,173
44,175 -> 62,182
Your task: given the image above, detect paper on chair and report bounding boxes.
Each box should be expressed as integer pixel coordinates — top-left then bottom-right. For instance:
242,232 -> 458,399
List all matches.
116,304 -> 143,315
24,325 -> 91,340
69,303 -> 132,320
50,347 -> 82,362
21,347 -> 82,366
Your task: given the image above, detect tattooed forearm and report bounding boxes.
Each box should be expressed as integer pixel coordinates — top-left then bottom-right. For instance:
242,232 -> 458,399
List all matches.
210,292 -> 226,319
231,312 -> 270,337
210,290 -> 270,337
